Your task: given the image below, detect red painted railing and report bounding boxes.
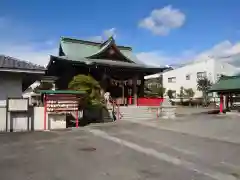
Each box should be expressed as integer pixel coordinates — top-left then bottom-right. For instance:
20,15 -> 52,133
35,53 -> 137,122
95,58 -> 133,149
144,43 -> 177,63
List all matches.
128,97 -> 164,106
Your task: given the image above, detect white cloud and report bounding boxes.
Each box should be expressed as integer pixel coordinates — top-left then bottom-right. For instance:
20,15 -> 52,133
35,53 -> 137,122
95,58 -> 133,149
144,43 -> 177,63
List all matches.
0,17 -> 57,66
89,28 -> 117,42
137,40 -> 240,67
0,42 -> 57,67
103,28 -> 116,39
193,41 -> 240,65
136,50 -> 194,67
139,5 -> 185,35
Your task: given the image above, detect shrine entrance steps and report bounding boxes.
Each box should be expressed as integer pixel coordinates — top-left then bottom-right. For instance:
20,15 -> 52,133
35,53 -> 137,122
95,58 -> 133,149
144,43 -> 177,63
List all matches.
119,106 -> 157,121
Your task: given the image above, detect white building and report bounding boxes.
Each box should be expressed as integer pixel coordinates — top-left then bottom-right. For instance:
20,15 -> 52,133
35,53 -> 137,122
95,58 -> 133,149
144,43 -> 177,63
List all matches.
0,55 -> 45,132
0,55 -> 45,106
146,58 -> 240,98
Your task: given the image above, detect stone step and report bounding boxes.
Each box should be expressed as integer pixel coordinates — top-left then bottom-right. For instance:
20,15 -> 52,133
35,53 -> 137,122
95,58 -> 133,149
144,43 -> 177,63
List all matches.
117,106 -> 158,120
121,117 -> 155,120
120,110 -> 153,113
121,114 -> 156,118
122,116 -> 155,119
119,107 -> 150,111
122,116 -> 157,119
121,112 -> 155,114
121,112 -> 154,115
120,107 -> 150,109
120,112 -> 154,115
121,111 -> 156,114
122,117 -> 156,120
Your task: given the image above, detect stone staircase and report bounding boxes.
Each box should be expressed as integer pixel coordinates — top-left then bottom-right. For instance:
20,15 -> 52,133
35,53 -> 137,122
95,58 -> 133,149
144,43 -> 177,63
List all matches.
119,106 -> 157,121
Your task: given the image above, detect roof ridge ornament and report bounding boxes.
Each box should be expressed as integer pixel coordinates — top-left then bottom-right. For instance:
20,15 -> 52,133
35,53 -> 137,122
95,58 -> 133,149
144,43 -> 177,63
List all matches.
86,38 -> 135,63
100,36 -> 115,48
108,35 -> 114,42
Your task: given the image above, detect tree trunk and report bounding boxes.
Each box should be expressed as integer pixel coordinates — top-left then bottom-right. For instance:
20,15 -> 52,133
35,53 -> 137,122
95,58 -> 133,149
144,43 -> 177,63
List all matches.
203,91 -> 207,106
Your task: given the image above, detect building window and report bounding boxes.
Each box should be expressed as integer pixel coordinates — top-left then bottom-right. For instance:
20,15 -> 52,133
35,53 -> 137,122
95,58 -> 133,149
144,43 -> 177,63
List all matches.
168,77 -> 176,83
208,92 -> 213,97
137,80 -> 141,85
197,72 -> 206,79
186,74 -> 190,80
147,83 -> 152,89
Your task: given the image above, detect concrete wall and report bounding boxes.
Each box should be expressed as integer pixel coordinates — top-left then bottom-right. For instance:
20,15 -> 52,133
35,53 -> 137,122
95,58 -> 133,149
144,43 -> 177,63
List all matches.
0,72 -> 23,106
162,59 -> 240,98
11,113 -> 29,132
0,106 -> 30,132
34,107 -> 46,131
33,107 -> 66,131
0,106 -> 67,132
0,107 -> 6,131
48,114 -> 66,129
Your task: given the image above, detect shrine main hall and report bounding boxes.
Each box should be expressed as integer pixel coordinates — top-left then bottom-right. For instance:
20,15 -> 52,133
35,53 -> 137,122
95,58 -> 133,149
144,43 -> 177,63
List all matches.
46,36 -> 168,105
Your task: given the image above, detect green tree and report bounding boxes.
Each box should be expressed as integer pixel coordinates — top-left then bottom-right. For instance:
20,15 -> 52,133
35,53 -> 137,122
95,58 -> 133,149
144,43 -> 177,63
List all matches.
179,86 -> 184,97
167,89 -> 174,99
68,74 -> 101,105
150,86 -> 165,97
144,77 -> 164,97
178,86 -> 185,104
184,88 -> 195,98
197,77 -> 212,105
144,86 -> 165,97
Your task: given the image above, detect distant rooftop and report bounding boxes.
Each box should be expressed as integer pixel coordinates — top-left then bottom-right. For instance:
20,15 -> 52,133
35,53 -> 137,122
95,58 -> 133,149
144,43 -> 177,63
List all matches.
0,55 -> 46,72
209,75 -> 240,92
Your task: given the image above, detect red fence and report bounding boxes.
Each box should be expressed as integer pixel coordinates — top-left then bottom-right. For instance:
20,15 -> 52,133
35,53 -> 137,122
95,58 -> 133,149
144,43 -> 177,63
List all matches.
128,97 -> 164,106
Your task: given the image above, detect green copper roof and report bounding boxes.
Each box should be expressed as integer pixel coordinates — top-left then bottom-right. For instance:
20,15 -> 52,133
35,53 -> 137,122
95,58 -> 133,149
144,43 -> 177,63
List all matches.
209,75 -> 240,92
60,38 -> 99,58
49,55 -> 167,75
51,55 -> 158,68
59,37 -> 143,64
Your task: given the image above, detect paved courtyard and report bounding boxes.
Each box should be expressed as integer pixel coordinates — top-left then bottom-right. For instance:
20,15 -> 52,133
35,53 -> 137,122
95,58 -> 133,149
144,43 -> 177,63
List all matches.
0,114 -> 240,180
125,113 -> 240,144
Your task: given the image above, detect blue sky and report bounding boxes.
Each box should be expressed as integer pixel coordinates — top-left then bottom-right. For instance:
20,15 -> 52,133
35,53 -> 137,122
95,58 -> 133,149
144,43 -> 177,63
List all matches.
0,0 -> 240,66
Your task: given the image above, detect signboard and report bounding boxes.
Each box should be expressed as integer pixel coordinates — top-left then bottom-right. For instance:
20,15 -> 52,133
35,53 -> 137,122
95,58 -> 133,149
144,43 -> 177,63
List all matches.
44,93 -> 82,130
8,98 -> 29,112
46,95 -> 79,113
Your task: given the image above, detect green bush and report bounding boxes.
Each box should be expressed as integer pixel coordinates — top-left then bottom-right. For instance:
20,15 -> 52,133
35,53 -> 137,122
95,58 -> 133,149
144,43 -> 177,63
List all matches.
68,74 -> 103,108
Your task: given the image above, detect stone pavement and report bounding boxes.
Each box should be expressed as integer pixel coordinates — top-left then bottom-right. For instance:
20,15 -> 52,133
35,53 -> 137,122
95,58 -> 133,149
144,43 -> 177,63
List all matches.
88,121 -> 240,180
175,106 -> 215,115
0,128 -> 216,180
122,113 -> 240,144
1,116 -> 240,180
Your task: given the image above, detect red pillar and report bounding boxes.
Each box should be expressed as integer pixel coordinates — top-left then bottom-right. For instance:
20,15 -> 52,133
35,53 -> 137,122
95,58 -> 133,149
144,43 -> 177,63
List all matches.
220,94 -> 223,113
128,97 -> 132,105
